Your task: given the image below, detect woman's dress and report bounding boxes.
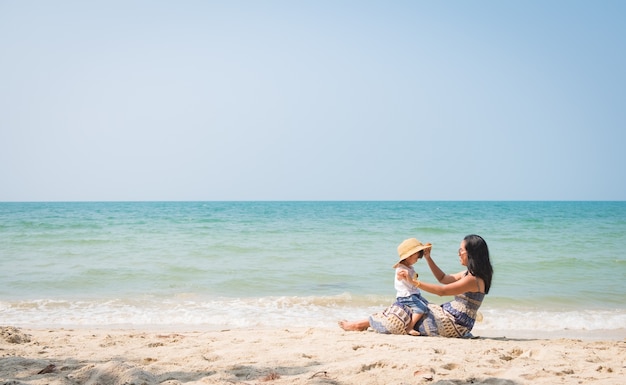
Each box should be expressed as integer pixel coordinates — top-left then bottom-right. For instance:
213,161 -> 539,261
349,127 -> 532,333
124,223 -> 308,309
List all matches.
416,291 -> 485,337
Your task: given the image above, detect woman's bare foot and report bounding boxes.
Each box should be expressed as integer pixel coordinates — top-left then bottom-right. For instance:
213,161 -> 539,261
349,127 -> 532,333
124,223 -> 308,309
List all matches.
338,320 -> 369,332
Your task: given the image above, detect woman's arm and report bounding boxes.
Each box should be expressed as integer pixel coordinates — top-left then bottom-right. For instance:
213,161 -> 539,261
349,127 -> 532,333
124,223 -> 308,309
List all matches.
423,247 -> 459,284
410,273 -> 481,296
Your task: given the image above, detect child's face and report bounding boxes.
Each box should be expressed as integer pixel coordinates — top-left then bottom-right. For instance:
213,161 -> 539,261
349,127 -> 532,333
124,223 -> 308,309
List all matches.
405,252 -> 421,265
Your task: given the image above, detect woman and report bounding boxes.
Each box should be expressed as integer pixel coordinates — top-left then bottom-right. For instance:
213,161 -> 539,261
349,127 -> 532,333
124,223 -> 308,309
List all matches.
339,234 -> 493,337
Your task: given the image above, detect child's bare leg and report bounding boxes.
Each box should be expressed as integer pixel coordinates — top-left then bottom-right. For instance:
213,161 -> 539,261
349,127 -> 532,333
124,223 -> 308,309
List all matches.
406,314 -> 422,336
338,319 -> 370,331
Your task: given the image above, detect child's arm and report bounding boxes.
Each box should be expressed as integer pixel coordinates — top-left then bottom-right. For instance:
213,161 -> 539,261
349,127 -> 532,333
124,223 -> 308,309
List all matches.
397,270 -> 420,287
396,269 -> 413,281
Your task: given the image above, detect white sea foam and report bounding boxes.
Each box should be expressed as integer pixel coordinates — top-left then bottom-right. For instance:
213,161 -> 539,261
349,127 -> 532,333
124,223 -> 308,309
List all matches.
2,297 -> 625,336
477,308 -> 626,331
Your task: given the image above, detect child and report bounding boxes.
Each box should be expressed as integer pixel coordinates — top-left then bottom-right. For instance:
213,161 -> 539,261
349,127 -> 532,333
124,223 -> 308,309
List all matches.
393,238 -> 432,336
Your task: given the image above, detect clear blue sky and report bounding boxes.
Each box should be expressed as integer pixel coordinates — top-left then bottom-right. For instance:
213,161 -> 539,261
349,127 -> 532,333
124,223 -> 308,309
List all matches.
1,1 -> 624,201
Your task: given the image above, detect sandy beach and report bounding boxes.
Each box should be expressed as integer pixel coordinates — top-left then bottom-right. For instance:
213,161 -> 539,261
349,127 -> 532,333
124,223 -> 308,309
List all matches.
1,326 -> 624,385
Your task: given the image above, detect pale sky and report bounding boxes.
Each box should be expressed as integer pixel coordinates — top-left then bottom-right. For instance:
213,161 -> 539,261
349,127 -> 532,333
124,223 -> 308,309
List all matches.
1,1 -> 624,201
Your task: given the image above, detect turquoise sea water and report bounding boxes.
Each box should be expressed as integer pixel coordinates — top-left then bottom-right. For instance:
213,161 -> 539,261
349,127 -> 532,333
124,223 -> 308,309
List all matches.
1,201 -> 625,335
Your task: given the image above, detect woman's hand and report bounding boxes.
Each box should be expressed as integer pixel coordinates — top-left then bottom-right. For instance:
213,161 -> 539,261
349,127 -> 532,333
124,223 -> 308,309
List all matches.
423,243 -> 432,258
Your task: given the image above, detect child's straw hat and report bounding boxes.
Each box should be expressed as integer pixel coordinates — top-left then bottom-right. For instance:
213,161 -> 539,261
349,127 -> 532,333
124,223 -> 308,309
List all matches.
393,238 -> 432,268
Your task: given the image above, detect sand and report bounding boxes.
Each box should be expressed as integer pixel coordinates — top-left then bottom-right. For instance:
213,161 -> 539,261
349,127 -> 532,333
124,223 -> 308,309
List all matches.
1,326 -> 624,385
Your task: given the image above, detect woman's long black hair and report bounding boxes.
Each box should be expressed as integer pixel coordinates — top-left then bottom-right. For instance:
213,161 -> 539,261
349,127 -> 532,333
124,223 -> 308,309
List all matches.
464,234 -> 493,294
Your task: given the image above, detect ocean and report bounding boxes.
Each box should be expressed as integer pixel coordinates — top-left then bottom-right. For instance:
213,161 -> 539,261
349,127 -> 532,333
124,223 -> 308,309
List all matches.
1,201 -> 625,337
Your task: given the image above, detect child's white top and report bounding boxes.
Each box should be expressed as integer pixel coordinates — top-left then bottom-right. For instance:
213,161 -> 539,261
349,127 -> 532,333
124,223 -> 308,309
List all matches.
394,264 -> 421,298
